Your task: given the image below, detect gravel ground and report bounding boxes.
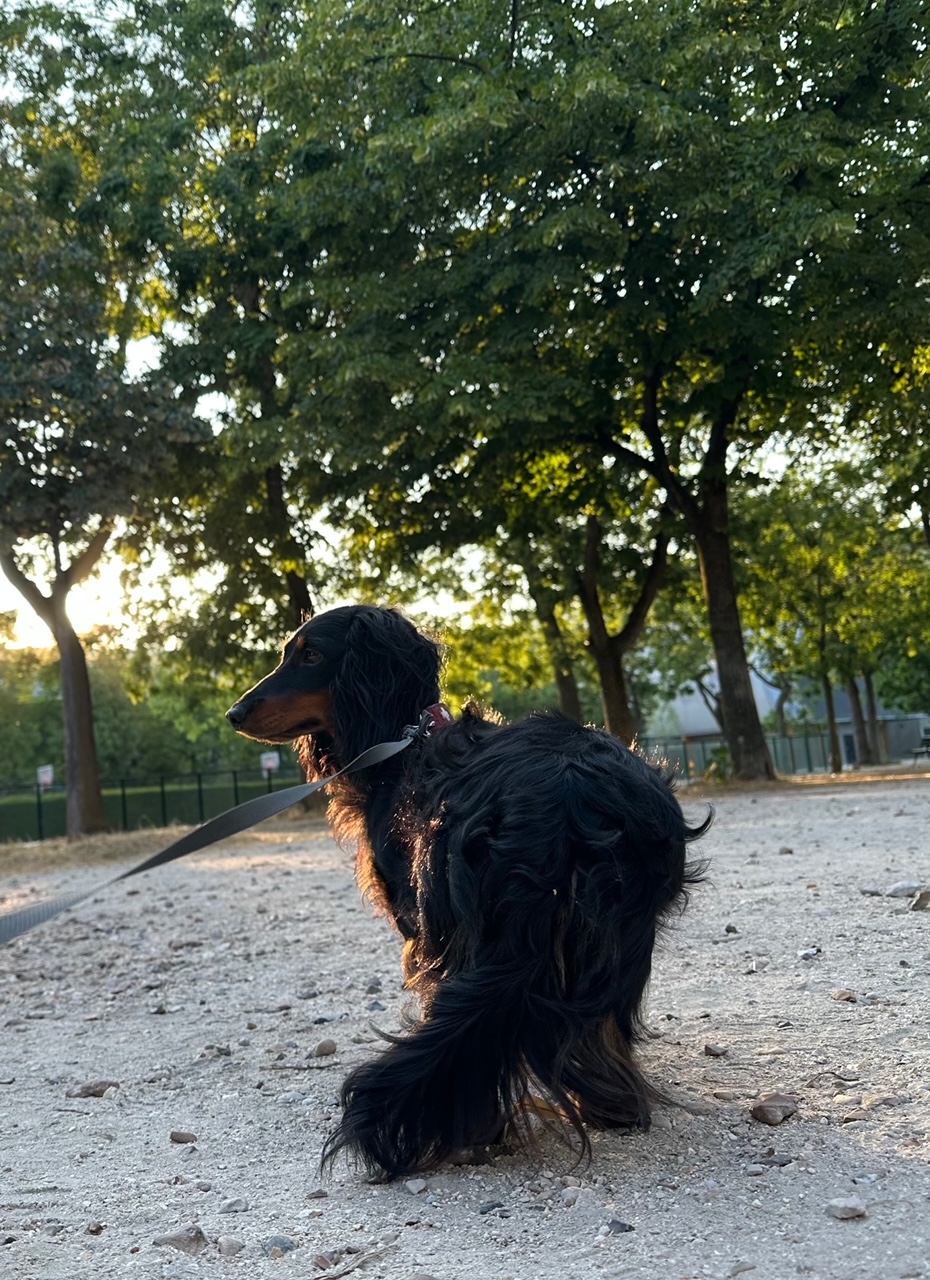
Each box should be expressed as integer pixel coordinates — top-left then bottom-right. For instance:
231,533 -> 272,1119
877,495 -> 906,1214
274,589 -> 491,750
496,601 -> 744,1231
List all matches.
1,776 -> 928,1280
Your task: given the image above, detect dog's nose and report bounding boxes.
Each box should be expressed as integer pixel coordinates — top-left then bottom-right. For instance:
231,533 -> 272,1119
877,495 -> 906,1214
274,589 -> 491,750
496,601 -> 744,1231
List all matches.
226,703 -> 247,729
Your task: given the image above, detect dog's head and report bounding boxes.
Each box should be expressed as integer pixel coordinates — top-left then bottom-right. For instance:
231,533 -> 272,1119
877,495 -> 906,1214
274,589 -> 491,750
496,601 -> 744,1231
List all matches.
226,605 -> 443,768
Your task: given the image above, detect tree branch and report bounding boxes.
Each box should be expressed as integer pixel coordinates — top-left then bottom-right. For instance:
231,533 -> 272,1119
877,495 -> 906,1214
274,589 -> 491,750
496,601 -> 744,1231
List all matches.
364,51 -> 485,73
60,522 -> 113,593
614,525 -> 670,652
0,551 -> 55,632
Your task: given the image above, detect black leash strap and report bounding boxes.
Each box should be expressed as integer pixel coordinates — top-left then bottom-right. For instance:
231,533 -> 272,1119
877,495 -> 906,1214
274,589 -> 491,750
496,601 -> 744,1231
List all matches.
0,735 -> 415,948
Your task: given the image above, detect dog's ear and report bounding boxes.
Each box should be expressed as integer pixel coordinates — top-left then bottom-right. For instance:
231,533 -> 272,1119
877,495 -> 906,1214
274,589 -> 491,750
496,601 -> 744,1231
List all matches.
331,607 -> 442,762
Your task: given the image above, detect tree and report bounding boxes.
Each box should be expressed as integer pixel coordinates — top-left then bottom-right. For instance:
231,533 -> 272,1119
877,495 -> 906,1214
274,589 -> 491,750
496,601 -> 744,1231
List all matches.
264,0 -> 929,778
737,459 -> 929,769
0,178 -> 207,834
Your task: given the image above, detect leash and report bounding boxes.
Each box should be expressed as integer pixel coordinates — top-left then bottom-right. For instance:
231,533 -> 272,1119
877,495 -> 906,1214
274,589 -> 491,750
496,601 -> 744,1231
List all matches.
0,728 -> 430,948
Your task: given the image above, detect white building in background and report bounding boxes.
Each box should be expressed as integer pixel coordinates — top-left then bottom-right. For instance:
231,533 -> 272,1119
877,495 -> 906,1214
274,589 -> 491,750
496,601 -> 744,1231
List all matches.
646,669 -> 781,739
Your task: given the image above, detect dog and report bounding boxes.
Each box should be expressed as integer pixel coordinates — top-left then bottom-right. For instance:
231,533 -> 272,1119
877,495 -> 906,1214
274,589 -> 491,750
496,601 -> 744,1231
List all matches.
226,604 -> 708,1178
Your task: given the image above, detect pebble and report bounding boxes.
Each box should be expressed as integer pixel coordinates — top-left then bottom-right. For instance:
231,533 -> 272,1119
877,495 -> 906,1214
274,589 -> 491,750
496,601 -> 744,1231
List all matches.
152,1225 -> 209,1255
170,1130 -> 198,1144
405,1179 -> 428,1195
561,1187 -> 580,1206
219,1197 -> 248,1213
313,1039 -> 338,1057
750,1093 -> 798,1126
367,1000 -> 387,1012
825,1196 -> 868,1220
830,988 -> 857,1003
910,890 -> 930,911
366,979 -> 383,993
479,1200 -> 506,1214
217,1236 -> 245,1256
797,947 -> 821,961
66,1079 -> 119,1098
262,1234 -> 297,1257
704,1043 -> 728,1057
605,1218 -> 634,1233
778,845 -> 794,855
885,880 -> 925,898
307,1188 -> 329,1200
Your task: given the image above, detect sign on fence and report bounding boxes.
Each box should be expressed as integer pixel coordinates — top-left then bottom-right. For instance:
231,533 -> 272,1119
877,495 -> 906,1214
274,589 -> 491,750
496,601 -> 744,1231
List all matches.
260,751 -> 281,774
36,764 -> 54,789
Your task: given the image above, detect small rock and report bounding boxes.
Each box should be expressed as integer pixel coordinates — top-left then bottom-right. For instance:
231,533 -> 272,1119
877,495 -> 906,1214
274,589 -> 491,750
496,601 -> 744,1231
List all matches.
830,988 -> 857,1003
704,1043 -> 728,1058
313,1039 -> 337,1058
861,1092 -> 903,1110
405,1178 -> 428,1195
262,1234 -> 297,1257
219,1198 -> 248,1214
153,1225 -> 209,1255
85,1220 -> 105,1235
367,1000 -> 387,1012
306,1188 -> 328,1200
910,890 -> 930,911
797,947 -> 821,960
366,979 -> 383,993
750,1093 -> 798,1126
725,923 -> 739,934
745,1163 -> 766,1176
825,1197 -> 868,1220
885,880 -> 925,898
777,846 -> 794,856
217,1236 -> 245,1257
66,1079 -> 119,1099
606,1218 -> 634,1233
560,1187 -> 580,1206
169,1130 -> 198,1144
479,1199 -> 505,1214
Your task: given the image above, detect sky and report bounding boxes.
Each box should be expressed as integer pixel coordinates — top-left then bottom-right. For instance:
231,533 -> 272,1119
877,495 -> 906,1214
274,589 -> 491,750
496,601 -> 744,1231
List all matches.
0,558 -> 126,648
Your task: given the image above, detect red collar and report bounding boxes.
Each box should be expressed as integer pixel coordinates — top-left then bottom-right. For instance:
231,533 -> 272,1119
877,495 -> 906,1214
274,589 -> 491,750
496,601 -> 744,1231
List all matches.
422,702 -> 454,731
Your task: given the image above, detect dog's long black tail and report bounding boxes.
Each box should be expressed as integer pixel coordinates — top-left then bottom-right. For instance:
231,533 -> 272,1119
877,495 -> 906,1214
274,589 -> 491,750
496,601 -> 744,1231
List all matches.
320,947 -> 655,1179
321,961 -> 536,1179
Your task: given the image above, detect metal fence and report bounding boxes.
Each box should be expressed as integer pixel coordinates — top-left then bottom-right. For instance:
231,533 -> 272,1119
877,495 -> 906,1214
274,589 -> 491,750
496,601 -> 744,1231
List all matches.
639,732 -> 836,779
0,764 -> 313,843
0,726 -> 921,844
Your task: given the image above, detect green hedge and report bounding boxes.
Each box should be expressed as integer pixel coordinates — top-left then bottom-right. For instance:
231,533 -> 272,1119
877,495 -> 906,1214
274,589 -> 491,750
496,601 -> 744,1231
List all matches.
0,769 -> 311,843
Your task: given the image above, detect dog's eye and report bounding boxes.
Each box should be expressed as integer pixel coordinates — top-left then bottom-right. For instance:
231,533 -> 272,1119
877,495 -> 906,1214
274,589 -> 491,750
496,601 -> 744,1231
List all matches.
302,648 -> 324,666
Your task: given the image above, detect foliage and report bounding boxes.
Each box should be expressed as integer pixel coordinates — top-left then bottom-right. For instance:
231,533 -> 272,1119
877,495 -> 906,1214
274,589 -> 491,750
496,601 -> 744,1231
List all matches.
736,457 -> 930,700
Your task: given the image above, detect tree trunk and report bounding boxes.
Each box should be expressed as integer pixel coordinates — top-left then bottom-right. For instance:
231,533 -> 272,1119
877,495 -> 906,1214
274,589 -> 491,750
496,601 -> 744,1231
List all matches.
264,462 -> 314,626
55,604 -> 109,836
822,672 -> 843,773
862,669 -> 885,763
612,379 -> 774,780
2,536 -> 111,838
533,600 -> 583,723
576,515 -> 668,743
693,518 -> 775,780
577,584 -> 636,740
845,677 -> 876,767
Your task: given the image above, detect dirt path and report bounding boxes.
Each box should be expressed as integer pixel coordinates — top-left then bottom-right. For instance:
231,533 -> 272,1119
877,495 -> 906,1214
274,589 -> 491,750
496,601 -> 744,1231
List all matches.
1,778 -> 928,1280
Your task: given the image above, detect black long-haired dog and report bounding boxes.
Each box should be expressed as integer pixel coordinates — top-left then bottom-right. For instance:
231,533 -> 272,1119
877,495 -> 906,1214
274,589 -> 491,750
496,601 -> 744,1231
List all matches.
227,605 -> 708,1178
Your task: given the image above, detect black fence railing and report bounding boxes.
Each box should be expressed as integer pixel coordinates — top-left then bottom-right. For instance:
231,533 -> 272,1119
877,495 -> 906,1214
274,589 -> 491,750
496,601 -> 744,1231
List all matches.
0,764 -> 313,844
638,732 -> 836,779
0,726 -> 921,845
